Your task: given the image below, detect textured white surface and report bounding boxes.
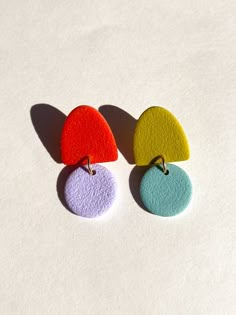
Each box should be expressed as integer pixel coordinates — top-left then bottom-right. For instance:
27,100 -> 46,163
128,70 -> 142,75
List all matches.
0,1 -> 236,314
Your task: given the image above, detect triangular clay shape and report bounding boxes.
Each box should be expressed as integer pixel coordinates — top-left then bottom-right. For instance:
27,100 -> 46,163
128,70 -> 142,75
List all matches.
61,105 -> 118,165
133,107 -> 190,166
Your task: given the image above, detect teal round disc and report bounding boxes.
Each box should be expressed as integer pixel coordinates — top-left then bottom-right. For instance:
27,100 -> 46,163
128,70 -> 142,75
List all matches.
140,164 -> 192,217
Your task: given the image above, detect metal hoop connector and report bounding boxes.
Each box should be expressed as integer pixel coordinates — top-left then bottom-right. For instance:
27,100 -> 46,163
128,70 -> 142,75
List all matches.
87,156 -> 96,176
151,155 -> 169,175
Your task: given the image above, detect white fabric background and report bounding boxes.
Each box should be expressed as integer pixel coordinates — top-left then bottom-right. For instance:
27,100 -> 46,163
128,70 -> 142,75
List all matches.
0,1 -> 235,314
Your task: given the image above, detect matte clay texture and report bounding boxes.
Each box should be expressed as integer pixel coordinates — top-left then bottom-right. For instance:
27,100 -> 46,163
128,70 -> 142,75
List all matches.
140,164 -> 192,217
64,164 -> 116,218
61,105 -> 118,165
134,107 -> 190,165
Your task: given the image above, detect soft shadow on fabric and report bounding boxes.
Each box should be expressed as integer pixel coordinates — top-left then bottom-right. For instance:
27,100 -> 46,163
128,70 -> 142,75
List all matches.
99,105 -> 136,164
129,165 -> 152,213
56,165 -> 77,214
99,105 -> 152,214
30,104 -> 66,163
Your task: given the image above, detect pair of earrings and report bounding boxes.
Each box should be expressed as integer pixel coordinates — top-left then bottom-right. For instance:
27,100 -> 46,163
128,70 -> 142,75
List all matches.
60,105 -> 192,218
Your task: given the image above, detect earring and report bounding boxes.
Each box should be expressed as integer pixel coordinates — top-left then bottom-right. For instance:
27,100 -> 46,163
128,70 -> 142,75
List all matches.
61,105 -> 118,218
133,106 -> 192,217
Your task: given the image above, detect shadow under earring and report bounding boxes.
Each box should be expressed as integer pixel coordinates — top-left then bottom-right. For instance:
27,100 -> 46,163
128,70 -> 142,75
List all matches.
133,106 -> 192,217
61,105 -> 118,218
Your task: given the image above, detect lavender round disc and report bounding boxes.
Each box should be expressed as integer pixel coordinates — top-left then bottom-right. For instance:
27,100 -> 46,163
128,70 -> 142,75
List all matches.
64,164 -> 116,218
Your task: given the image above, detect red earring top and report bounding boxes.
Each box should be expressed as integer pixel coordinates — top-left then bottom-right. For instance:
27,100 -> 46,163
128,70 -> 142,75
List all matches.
61,105 -> 118,165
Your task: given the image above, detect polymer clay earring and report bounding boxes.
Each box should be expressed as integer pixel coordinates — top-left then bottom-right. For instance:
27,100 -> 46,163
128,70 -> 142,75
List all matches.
133,107 -> 192,217
61,105 -> 118,218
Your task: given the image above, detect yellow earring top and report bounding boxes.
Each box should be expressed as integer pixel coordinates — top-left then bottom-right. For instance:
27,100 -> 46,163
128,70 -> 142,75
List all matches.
133,106 -> 190,166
